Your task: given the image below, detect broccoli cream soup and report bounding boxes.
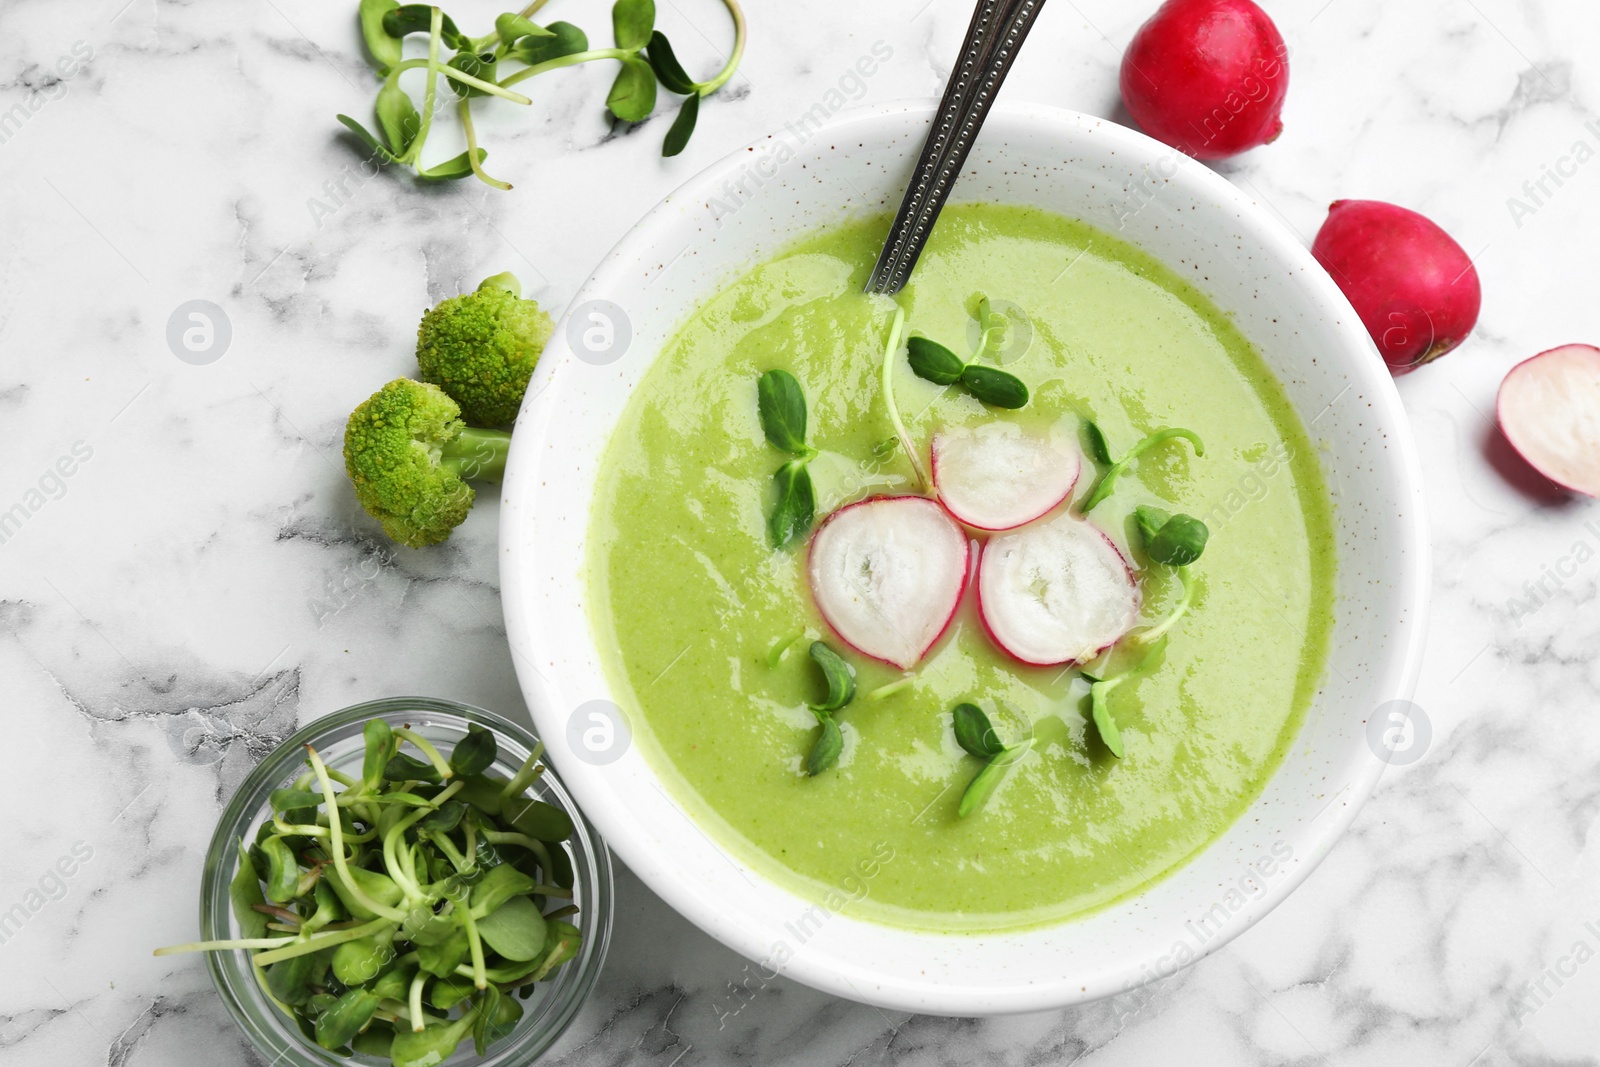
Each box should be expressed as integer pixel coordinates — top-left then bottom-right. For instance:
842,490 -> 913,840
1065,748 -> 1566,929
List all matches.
588,204 -> 1334,932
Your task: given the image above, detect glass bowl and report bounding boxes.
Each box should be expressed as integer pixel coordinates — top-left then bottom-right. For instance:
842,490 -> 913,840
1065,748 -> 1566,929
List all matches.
198,697 -> 613,1066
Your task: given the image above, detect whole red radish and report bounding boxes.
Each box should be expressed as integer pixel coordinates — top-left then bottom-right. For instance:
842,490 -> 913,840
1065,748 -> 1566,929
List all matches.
1497,344 -> 1600,497
1119,0 -> 1290,160
1311,199 -> 1481,372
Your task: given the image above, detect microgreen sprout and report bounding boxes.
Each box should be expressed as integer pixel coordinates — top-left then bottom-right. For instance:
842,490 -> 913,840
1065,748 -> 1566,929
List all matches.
879,306 -> 931,492
904,294 -> 1030,409
1080,508 -> 1210,755
342,0 -> 748,189
757,369 -> 820,548
950,702 -> 1034,817
155,718 -> 585,1061
1130,505 -> 1209,645
804,641 -> 857,775
1078,422 -> 1205,513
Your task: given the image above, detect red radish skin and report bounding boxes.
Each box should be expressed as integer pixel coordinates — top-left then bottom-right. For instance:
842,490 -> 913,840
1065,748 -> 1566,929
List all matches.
1496,344 -> 1600,497
1311,199 -> 1481,372
1119,0 -> 1290,161
807,495 -> 969,670
976,514 -> 1141,667
930,423 -> 1081,531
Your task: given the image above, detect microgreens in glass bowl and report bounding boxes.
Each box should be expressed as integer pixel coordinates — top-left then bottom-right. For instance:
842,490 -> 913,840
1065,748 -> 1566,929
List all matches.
156,698 -> 611,1067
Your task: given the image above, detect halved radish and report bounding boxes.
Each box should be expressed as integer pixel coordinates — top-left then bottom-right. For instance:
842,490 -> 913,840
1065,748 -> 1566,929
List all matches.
1497,344 -> 1600,497
977,512 -> 1140,666
808,496 -> 969,670
931,423 -> 1081,530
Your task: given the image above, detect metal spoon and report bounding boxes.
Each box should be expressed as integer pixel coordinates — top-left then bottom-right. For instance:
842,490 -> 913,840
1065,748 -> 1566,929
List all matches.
865,0 -> 1048,295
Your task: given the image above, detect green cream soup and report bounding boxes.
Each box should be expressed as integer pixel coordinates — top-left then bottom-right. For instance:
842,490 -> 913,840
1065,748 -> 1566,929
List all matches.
588,204 -> 1335,931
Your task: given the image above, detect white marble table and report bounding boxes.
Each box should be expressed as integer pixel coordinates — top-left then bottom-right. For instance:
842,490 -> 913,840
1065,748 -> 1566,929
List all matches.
3,0 -> 1598,1063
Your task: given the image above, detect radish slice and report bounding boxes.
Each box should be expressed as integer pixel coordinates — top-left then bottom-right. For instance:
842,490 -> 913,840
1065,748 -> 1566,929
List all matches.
977,512 -> 1139,666
931,423 -> 1081,530
1497,344 -> 1600,497
808,496 -> 969,670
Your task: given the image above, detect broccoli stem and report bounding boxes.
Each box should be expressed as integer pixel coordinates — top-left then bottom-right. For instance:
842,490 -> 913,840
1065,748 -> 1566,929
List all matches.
441,428 -> 512,482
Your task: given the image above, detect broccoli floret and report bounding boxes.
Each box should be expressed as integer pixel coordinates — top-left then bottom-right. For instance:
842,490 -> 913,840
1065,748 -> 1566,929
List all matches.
416,272 -> 554,427
343,379 -> 512,548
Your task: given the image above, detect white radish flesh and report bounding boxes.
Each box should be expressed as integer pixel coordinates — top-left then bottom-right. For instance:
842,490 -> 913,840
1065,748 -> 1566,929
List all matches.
1497,344 -> 1600,497
977,512 -> 1139,666
931,423 -> 1081,530
808,496 -> 969,670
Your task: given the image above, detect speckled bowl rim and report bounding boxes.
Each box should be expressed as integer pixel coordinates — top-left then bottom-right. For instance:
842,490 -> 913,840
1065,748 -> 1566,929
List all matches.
499,100 -> 1429,1015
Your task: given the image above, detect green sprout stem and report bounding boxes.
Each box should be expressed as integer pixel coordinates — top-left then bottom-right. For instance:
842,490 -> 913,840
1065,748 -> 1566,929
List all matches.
879,306 -> 929,493
459,100 -> 511,190
395,728 -> 454,779
1081,428 -> 1205,512
498,48 -> 635,88
478,829 -> 555,875
497,745 -> 547,804
307,744 -> 410,922
408,969 -> 428,1032
696,0 -> 746,94
385,58 -> 533,105
958,739 -> 1032,818
766,633 -> 802,669
254,918 -> 394,966
866,676 -> 913,701
382,779 -> 465,899
1132,566 -> 1196,645
155,915 -> 395,962
970,294 -> 1007,363
460,902 -> 489,989
402,9 -> 445,167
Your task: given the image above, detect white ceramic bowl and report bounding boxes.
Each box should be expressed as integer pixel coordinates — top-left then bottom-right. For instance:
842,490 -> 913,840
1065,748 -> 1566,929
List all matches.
500,101 -> 1429,1015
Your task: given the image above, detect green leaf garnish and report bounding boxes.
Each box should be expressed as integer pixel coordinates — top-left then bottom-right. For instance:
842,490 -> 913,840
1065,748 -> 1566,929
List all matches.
383,4 -> 467,49
757,370 -> 818,549
448,50 -> 499,99
904,298 -> 1030,408
807,641 -> 857,712
952,702 -> 1003,758
494,12 -> 553,44
958,365 -> 1029,408
1084,420 -> 1112,465
767,460 -> 815,549
314,989 -> 382,1051
374,79 -> 420,154
228,839 -> 269,941
662,91 -> 700,157
358,0 -> 404,72
1130,508 -> 1207,645
1079,427 -> 1205,513
646,31 -> 698,94
606,56 -> 658,123
384,752 -> 442,783
1137,507 -> 1209,566
957,741 -> 1029,818
611,0 -> 656,52
334,113 -> 400,163
906,336 -> 967,385
448,724 -> 498,777
417,148 -> 488,181
506,21 -> 589,65
1089,679 -> 1125,758
807,717 -> 843,776
757,369 -> 810,455
797,642 -> 855,776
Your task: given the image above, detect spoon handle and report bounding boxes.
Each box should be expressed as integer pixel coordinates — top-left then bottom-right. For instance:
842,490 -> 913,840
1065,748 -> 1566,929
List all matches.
866,0 -> 1047,295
